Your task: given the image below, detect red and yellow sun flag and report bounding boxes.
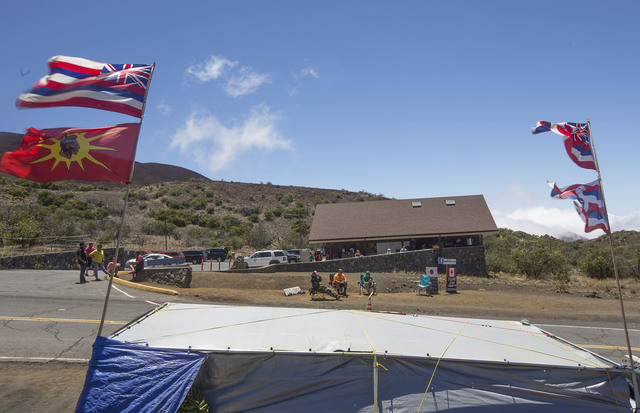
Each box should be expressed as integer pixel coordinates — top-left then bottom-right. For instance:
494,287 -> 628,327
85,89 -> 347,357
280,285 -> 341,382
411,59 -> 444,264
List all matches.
0,123 -> 140,183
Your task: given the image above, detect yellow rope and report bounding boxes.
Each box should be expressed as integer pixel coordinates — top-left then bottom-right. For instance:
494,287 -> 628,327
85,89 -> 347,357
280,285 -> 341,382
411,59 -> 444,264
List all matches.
505,320 -> 603,368
126,308 -> 335,343
129,307 -> 604,368
417,319 -> 470,413
605,368 -> 622,412
357,312 -> 603,368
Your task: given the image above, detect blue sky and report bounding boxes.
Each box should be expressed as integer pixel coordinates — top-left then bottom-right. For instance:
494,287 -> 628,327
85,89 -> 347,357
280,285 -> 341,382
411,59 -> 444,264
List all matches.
2,1 -> 638,239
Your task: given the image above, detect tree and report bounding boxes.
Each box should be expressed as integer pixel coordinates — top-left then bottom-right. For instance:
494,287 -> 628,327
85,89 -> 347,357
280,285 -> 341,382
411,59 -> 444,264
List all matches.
245,224 -> 273,249
580,248 -> 614,279
512,243 -> 552,279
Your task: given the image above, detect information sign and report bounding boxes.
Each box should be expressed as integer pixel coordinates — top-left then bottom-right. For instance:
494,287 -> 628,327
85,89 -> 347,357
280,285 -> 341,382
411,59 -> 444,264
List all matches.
446,267 -> 457,293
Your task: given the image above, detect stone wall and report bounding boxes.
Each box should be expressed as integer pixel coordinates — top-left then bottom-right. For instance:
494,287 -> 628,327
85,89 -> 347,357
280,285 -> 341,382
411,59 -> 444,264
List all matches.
132,266 -> 192,288
0,248 -> 133,270
230,246 -> 488,277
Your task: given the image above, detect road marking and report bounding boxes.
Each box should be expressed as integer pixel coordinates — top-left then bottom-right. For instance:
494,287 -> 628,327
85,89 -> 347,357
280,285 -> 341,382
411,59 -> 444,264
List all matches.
537,323 -> 640,332
0,356 -> 90,363
578,344 -> 640,351
145,300 -> 160,305
0,316 -> 127,325
113,285 -> 135,298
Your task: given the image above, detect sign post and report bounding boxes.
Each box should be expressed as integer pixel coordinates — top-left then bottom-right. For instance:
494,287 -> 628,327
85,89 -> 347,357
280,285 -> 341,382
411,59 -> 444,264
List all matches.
426,267 -> 438,294
446,267 -> 458,293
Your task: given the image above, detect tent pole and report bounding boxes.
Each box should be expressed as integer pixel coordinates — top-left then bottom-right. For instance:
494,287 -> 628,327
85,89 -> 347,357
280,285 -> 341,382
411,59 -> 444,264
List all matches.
373,354 -> 378,413
588,119 -> 639,410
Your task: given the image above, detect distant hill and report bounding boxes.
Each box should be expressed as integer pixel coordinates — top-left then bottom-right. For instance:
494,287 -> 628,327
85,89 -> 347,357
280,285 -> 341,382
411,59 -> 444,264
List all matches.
0,131 -> 209,185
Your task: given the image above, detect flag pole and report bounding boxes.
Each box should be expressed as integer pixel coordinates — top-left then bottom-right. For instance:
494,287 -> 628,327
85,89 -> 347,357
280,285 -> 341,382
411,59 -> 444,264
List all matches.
587,118 -> 639,409
97,63 -> 156,337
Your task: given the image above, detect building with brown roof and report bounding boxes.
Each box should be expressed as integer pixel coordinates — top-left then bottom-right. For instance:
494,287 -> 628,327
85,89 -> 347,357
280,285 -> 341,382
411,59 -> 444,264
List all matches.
309,195 -> 498,260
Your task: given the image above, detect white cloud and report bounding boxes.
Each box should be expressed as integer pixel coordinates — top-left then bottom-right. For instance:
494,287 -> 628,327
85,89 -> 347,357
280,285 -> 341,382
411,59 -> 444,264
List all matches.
185,55 -> 237,82
169,104 -> 292,172
492,206 -> 640,240
296,67 -> 319,79
504,181 -> 535,205
185,55 -> 271,97
157,100 -> 172,116
224,67 -> 272,97
610,210 -> 640,232
288,65 -> 319,96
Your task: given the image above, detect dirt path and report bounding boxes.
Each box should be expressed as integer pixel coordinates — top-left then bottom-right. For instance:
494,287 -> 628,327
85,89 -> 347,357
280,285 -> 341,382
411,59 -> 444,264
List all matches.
2,271 -> 638,411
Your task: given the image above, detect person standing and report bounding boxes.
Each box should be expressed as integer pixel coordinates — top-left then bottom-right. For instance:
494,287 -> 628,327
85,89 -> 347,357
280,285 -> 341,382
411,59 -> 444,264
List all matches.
89,244 -> 109,280
85,242 -> 96,278
76,242 -> 88,284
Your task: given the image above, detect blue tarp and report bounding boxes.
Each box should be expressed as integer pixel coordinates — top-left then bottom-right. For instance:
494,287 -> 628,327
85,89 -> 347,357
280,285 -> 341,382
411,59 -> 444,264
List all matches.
75,336 -> 204,413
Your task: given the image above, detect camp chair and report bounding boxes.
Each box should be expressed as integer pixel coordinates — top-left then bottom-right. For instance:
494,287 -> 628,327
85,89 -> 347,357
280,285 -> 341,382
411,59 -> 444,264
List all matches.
309,274 -> 339,301
358,274 -> 366,295
330,273 -> 347,296
309,285 -> 339,300
414,275 -> 431,295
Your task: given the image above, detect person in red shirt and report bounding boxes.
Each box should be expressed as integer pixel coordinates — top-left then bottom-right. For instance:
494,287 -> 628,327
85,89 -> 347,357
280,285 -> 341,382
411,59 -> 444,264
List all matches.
84,242 -> 96,277
129,251 -> 145,275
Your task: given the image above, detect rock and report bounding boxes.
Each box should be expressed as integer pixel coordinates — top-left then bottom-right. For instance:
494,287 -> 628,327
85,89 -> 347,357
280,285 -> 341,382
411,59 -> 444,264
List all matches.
230,254 -> 246,270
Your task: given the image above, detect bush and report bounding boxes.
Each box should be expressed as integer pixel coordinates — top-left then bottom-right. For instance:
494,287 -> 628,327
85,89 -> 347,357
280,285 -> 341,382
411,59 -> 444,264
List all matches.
245,224 -> 273,249
154,209 -> 191,227
37,191 -> 66,207
581,250 -> 614,279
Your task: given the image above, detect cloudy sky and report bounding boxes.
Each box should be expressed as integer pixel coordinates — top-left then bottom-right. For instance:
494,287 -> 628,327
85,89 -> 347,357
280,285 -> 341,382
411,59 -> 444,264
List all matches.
2,0 -> 638,239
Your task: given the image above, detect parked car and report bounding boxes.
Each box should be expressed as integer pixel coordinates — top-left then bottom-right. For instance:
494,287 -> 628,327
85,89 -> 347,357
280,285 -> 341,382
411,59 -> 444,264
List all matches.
244,250 -> 288,268
182,250 -> 206,264
125,253 -> 175,267
285,251 -> 301,263
158,251 -> 185,260
205,248 -> 228,261
287,249 -> 313,262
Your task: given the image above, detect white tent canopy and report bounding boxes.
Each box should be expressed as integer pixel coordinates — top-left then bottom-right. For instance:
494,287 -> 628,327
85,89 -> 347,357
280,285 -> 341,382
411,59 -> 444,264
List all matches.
110,304 -> 633,412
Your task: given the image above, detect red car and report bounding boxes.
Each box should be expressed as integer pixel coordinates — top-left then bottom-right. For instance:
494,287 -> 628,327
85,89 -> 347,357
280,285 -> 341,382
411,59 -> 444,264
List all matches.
158,251 -> 185,260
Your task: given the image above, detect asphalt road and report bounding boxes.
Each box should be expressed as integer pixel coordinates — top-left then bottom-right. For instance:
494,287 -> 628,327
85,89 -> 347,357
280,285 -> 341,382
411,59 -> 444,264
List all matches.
0,270 -> 198,362
1,269 -> 638,368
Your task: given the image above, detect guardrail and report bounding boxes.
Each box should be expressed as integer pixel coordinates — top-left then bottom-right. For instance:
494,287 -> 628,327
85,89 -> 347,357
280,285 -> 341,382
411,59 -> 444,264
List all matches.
145,257 -> 185,267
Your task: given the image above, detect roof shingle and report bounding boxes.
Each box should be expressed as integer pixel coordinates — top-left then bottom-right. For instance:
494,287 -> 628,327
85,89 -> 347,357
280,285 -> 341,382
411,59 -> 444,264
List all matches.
309,195 -> 497,242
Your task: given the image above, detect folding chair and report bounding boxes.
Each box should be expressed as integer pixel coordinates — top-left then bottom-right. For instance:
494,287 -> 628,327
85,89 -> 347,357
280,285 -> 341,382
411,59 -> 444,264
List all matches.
358,274 -> 366,295
414,275 -> 431,295
329,273 -> 346,296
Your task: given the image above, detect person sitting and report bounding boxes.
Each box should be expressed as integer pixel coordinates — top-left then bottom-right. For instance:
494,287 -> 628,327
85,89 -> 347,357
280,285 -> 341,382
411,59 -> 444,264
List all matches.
106,258 -> 121,277
310,271 -> 337,298
129,251 -> 144,276
332,268 -> 348,297
362,270 -> 377,295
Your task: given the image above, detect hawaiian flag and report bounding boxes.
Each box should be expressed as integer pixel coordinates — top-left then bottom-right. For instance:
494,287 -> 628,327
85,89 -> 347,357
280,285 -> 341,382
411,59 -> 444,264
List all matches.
0,124 -> 140,183
16,56 -> 153,118
532,121 -> 596,170
548,180 -> 609,234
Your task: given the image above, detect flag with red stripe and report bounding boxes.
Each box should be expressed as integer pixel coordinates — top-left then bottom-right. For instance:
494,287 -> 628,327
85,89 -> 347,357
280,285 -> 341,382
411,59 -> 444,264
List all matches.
16,56 -> 152,118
